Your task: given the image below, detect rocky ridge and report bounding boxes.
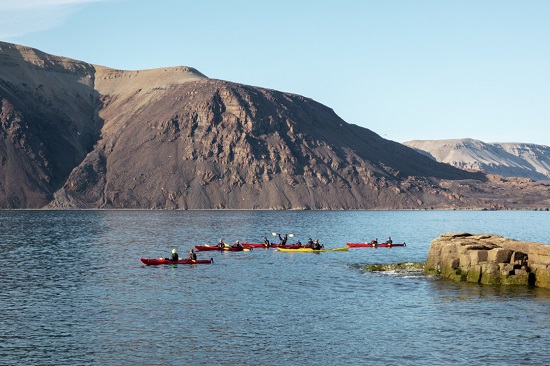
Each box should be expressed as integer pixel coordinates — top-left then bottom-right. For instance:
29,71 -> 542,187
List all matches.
0,42 -> 101,207
2,41 -> 550,209
53,75 -> 478,209
404,138 -> 550,181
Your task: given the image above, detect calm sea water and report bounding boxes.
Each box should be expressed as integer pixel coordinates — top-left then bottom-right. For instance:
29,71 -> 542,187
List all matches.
1,210 -> 549,366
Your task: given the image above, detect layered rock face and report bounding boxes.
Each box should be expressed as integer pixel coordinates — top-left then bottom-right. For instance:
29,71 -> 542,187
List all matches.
2,41 -> 550,209
404,138 -> 550,181
0,42 -> 101,207
51,73 -> 485,209
425,233 -> 550,289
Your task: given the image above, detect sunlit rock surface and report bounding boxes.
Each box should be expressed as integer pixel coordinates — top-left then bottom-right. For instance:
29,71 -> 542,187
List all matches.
425,233 -> 550,289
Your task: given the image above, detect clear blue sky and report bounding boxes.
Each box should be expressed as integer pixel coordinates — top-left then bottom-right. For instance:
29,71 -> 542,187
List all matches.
1,0 -> 549,145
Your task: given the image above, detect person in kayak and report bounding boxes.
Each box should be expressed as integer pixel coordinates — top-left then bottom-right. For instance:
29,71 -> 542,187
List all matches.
279,234 -> 288,245
312,239 -> 322,250
307,238 -> 313,247
370,238 -> 378,245
217,239 -> 224,249
263,237 -> 270,247
168,248 -> 178,261
385,237 -> 393,245
188,248 -> 197,261
296,239 -> 302,247
232,240 -> 243,250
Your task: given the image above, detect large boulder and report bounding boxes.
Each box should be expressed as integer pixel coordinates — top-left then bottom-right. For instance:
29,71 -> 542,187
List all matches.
425,233 -> 550,289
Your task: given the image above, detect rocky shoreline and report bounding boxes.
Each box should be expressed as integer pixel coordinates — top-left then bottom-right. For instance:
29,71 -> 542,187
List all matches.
424,233 -> 550,289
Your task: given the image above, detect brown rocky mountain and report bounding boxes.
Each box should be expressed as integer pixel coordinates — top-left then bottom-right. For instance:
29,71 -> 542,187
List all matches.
1,41 -> 550,209
0,42 -> 101,207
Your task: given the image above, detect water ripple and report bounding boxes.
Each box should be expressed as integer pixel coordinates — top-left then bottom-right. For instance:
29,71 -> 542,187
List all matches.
1,210 -> 550,365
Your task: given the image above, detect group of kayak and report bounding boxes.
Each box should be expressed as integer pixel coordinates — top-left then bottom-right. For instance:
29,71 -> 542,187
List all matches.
140,234 -> 404,265
195,235 -> 326,251
195,235 -> 330,251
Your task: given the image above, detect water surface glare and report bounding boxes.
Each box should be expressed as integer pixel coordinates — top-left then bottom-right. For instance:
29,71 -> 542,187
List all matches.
1,210 -> 549,365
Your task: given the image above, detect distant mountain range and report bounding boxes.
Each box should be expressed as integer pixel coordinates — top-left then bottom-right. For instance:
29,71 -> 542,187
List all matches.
403,139 -> 550,181
1,41 -> 549,209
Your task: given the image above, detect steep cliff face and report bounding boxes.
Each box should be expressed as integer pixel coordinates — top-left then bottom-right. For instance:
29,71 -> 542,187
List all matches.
404,139 -> 550,181
1,41 -> 550,209
0,41 -> 102,207
52,74 -> 482,209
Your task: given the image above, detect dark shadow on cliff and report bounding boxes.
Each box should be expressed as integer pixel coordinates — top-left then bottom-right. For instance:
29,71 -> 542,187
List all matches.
0,43 -> 105,207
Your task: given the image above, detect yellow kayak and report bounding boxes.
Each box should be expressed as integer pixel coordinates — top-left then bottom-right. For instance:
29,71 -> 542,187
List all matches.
277,247 -> 349,252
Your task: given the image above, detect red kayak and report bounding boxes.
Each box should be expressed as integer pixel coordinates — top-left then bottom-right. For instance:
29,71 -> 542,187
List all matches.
140,258 -> 213,265
194,245 -> 249,252
241,242 -> 270,248
346,242 -> 406,247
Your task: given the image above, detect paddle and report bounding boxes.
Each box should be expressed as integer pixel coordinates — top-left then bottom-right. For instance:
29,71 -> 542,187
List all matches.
272,232 -> 293,247
271,232 -> 294,237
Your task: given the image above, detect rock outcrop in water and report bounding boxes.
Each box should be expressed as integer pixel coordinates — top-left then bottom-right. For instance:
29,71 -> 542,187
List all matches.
2,41 -> 550,209
425,233 -> 550,289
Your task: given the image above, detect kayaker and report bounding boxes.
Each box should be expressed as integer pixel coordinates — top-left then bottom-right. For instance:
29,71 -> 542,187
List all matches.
217,239 -> 224,249
307,238 -> 313,247
279,234 -> 288,245
232,240 -> 243,249
296,239 -> 302,247
312,239 -> 322,250
371,238 -> 378,245
188,248 -> 197,261
385,237 -> 393,245
263,237 -> 270,247
169,248 -> 178,261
